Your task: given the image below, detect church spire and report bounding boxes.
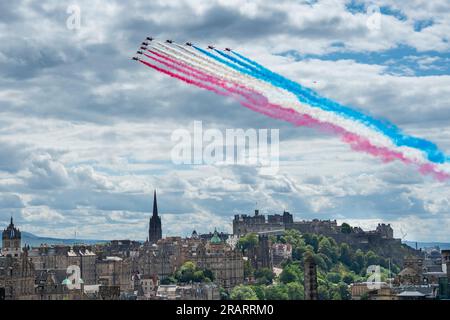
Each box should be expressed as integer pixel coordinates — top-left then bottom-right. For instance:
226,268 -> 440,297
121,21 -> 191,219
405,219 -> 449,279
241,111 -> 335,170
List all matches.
148,189 -> 162,244
153,190 -> 158,217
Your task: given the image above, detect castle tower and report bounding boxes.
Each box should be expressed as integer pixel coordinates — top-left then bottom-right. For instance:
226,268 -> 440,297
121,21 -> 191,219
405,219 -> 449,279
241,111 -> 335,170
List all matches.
148,190 -> 162,244
304,254 -> 318,300
2,216 -> 22,258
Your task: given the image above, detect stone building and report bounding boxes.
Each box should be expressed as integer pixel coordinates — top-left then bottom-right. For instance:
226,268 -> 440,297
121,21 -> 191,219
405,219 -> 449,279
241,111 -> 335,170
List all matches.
0,250 -> 35,300
438,250 -> 450,299
350,282 -> 396,300
233,210 -> 290,236
190,230 -> 244,289
35,269 -> 84,300
0,219 -> 35,300
148,190 -> 162,244
138,237 -> 184,280
233,210 -> 416,266
246,234 -> 272,270
272,243 -> 292,266
154,283 -> 220,300
97,240 -> 141,259
2,217 -> 22,258
28,245 -> 97,285
396,256 -> 425,285
96,256 -> 132,293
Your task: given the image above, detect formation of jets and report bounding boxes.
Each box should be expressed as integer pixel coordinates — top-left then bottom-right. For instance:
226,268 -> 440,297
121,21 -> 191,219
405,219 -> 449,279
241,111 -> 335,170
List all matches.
132,36 -> 233,61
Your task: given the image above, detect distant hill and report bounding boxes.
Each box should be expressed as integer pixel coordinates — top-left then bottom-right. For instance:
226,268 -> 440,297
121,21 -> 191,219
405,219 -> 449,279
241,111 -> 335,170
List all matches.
22,231 -> 108,247
18,231 -> 450,251
404,241 -> 450,250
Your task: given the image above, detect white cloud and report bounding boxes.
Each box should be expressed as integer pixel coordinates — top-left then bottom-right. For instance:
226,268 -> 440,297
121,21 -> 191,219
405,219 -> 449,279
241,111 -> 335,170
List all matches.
0,0 -> 448,241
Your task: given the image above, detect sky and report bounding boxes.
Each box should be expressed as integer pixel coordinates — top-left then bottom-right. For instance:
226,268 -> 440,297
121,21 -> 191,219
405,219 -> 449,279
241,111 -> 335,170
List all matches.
0,0 -> 449,242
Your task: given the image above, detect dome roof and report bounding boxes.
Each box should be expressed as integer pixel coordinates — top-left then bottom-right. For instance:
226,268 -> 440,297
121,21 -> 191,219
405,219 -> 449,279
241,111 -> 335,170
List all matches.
210,228 -> 222,244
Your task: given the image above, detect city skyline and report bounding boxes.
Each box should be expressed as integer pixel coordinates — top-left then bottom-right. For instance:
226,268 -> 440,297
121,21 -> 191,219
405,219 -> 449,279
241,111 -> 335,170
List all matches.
0,185 -> 449,242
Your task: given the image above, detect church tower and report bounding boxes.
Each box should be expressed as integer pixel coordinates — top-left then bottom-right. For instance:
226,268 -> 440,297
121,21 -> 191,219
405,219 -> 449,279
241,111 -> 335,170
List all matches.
148,190 -> 162,244
2,216 -> 22,258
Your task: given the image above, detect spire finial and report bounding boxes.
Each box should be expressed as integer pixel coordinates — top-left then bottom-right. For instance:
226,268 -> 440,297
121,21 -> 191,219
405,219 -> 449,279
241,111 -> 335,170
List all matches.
152,189 -> 158,217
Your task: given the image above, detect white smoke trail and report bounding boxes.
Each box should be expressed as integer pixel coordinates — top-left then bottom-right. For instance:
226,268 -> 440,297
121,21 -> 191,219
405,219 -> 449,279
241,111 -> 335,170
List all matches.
144,44 -> 443,167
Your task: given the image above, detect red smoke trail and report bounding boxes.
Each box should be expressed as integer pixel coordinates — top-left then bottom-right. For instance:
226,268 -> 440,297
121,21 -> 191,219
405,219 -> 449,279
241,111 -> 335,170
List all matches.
139,59 -> 231,99
147,49 -> 211,80
239,100 -> 449,181
144,50 -> 263,102
139,56 -> 449,181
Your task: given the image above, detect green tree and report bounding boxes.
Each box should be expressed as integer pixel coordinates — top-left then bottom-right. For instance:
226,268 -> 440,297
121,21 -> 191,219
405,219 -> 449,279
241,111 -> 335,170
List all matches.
352,249 -> 366,274
252,285 -> 266,300
286,282 -> 304,300
243,260 -> 254,279
341,223 -> 352,234
176,261 -> 196,282
365,250 -> 380,266
230,285 -> 259,300
265,284 -> 289,300
342,273 -> 355,285
280,263 -> 301,284
238,233 -> 259,251
203,269 -> 215,282
281,230 -> 307,261
337,282 -> 351,300
175,261 -> 212,283
326,272 -> 341,284
318,237 -> 338,262
254,268 -> 274,285
302,234 -> 319,252
339,243 -> 353,266
160,276 -> 177,285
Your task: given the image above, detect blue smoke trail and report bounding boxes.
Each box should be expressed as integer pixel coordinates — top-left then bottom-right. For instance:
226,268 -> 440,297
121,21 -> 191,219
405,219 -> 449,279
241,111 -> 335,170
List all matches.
198,47 -> 447,164
214,49 -> 256,71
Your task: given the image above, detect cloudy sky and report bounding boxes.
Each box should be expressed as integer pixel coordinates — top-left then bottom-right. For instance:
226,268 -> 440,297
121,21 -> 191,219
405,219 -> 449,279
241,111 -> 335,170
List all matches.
1,0 -> 449,242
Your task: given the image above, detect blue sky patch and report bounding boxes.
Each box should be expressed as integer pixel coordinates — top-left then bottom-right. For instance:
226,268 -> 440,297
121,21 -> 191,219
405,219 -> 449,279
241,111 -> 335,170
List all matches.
279,45 -> 450,76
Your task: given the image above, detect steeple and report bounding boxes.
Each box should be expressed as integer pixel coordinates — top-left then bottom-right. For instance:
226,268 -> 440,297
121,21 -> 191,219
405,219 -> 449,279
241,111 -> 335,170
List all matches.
153,190 -> 158,217
148,189 -> 162,244
2,215 -> 22,257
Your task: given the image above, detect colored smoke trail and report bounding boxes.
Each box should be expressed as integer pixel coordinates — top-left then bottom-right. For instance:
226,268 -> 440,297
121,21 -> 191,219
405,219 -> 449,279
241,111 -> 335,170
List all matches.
143,51 -> 266,105
200,48 -> 449,164
135,41 -> 450,181
159,44 -> 430,160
